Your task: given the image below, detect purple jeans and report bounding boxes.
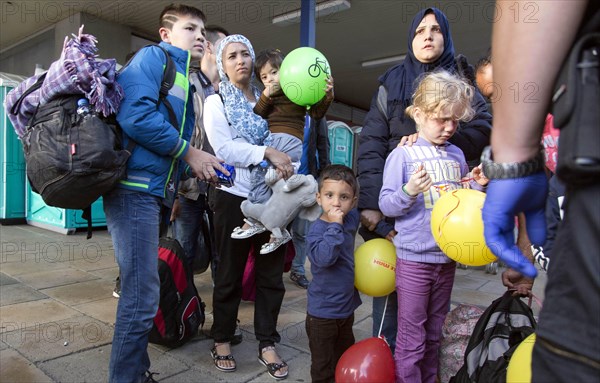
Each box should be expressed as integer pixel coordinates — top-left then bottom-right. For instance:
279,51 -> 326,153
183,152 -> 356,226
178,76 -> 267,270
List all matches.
395,259 -> 456,383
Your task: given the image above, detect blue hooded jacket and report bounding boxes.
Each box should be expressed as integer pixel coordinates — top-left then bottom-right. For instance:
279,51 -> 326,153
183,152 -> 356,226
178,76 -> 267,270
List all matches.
115,42 -> 193,199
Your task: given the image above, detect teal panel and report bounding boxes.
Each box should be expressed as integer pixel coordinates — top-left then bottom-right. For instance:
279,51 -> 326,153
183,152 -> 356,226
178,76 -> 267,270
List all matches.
328,122 -> 355,168
0,84 -> 26,221
26,182 -> 106,230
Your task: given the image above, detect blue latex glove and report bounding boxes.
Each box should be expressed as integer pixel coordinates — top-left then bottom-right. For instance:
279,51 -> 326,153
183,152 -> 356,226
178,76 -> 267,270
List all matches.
482,172 -> 549,278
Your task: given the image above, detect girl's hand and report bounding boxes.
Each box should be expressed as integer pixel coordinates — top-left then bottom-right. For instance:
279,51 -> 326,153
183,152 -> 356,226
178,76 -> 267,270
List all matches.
472,164 -> 489,186
325,76 -> 334,101
398,132 -> 419,147
327,207 -> 344,224
405,163 -> 431,196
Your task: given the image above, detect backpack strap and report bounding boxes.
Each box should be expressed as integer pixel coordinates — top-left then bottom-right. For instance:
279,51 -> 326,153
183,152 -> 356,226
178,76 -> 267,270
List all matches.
148,44 -> 177,129
124,44 -> 179,153
81,206 -> 93,239
9,72 -> 47,116
217,92 -> 231,126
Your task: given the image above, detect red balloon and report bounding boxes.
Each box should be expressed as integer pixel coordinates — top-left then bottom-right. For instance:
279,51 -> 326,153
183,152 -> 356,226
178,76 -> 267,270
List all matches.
335,337 -> 395,383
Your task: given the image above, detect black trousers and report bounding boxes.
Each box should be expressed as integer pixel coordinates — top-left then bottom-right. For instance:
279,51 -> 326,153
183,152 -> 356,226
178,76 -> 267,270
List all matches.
208,188 -> 286,351
533,182 -> 600,381
306,313 -> 355,383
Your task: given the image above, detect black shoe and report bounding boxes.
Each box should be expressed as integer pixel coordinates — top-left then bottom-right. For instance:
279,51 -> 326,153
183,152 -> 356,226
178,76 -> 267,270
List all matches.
231,319 -> 243,345
143,371 -> 159,383
112,276 -> 121,298
290,272 -> 309,289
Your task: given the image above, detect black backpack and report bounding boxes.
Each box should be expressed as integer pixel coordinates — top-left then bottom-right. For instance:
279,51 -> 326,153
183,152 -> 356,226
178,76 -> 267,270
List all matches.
149,237 -> 205,348
8,44 -> 177,238
450,291 -> 537,383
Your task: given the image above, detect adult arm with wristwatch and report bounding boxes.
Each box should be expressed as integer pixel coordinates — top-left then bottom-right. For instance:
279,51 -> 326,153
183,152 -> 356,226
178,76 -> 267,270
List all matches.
481,1 -> 587,278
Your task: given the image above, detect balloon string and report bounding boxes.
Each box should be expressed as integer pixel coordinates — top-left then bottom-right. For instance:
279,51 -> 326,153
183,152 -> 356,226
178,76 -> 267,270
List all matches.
377,294 -> 389,338
437,190 -> 461,238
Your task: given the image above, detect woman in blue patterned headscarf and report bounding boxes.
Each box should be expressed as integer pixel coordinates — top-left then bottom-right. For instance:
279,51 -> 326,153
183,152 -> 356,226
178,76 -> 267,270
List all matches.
203,34 -> 290,380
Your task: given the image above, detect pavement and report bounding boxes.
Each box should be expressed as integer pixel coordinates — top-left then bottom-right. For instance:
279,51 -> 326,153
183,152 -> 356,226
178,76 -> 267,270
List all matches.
0,223 -> 546,382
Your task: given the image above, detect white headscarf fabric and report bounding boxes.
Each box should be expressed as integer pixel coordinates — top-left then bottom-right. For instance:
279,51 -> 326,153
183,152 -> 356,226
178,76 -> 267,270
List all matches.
215,34 -> 269,145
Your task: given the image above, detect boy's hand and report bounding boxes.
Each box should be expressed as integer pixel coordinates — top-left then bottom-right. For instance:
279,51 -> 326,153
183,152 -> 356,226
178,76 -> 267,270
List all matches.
471,164 -> 489,186
327,207 -> 344,224
263,82 -> 281,98
183,146 -> 228,184
325,76 -> 334,101
405,163 -> 431,196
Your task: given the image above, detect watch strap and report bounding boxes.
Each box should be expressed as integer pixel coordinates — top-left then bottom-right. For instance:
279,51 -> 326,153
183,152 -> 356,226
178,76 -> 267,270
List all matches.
481,146 -> 545,179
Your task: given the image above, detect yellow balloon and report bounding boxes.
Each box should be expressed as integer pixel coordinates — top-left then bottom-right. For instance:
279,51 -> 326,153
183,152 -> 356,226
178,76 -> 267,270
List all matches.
354,239 -> 397,297
507,333 -> 536,383
430,189 -> 497,266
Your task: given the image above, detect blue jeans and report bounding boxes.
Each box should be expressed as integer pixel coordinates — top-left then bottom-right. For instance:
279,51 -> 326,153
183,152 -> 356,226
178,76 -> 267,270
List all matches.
104,189 -> 161,383
172,195 -> 216,279
290,215 -> 310,275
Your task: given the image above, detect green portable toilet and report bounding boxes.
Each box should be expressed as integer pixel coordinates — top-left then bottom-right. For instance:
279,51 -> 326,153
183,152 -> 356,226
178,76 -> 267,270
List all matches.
0,72 -> 27,224
328,121 -> 354,168
26,182 -> 107,235
350,125 -> 362,171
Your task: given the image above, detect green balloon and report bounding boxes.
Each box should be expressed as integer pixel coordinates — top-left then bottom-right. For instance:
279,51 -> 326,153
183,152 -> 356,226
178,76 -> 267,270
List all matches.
279,47 -> 331,107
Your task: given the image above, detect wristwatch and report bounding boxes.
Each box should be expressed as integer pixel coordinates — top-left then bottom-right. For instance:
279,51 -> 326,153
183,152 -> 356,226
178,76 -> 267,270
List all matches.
480,146 -> 545,179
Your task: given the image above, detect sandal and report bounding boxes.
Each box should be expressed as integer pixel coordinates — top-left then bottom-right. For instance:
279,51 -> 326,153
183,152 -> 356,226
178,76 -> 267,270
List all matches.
210,343 -> 236,372
231,219 -> 266,239
258,346 -> 288,380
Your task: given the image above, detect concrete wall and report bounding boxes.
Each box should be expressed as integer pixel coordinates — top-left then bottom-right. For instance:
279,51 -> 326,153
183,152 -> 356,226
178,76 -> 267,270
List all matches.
0,30 -> 54,77
0,12 -> 132,77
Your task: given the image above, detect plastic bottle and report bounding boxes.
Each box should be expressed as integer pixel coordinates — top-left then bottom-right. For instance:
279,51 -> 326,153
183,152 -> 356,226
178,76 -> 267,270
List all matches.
76,98 -> 90,116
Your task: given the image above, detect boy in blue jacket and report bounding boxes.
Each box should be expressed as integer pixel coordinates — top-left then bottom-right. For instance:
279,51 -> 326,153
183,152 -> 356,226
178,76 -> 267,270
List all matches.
104,4 -> 226,382
306,164 -> 361,383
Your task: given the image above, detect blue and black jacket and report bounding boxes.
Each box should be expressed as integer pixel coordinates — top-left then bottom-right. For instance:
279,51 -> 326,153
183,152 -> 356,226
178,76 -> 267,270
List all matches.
116,42 -> 193,198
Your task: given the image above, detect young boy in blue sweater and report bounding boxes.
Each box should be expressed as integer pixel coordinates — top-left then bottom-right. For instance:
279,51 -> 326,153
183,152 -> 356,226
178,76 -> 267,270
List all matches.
306,164 -> 361,383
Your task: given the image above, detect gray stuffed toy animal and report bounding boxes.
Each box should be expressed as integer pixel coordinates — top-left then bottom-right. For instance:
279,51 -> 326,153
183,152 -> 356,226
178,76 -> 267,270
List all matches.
241,168 -> 321,254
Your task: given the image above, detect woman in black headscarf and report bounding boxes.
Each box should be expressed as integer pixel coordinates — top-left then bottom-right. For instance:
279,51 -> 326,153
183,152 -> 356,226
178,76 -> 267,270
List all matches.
355,7 -> 492,381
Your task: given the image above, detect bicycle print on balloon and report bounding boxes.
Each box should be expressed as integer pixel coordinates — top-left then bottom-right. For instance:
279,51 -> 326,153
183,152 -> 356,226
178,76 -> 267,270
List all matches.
308,57 -> 330,78
279,47 -> 331,107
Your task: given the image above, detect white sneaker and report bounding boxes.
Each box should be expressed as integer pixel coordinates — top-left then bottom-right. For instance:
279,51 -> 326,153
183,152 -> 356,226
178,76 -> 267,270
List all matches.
231,219 -> 266,239
259,230 -> 292,255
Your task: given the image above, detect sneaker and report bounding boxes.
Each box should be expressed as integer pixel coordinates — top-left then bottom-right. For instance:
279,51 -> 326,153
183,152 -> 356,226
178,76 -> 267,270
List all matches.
259,230 -> 292,255
231,319 -> 243,345
290,272 -> 309,289
231,219 -> 266,239
112,276 -> 121,298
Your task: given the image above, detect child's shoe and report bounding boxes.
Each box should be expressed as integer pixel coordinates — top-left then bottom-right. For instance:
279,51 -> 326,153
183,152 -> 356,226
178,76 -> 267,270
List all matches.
259,229 -> 292,255
231,219 -> 266,239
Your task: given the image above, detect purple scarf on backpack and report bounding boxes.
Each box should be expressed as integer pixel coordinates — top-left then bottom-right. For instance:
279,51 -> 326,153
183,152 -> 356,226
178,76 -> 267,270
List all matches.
6,25 -> 124,138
